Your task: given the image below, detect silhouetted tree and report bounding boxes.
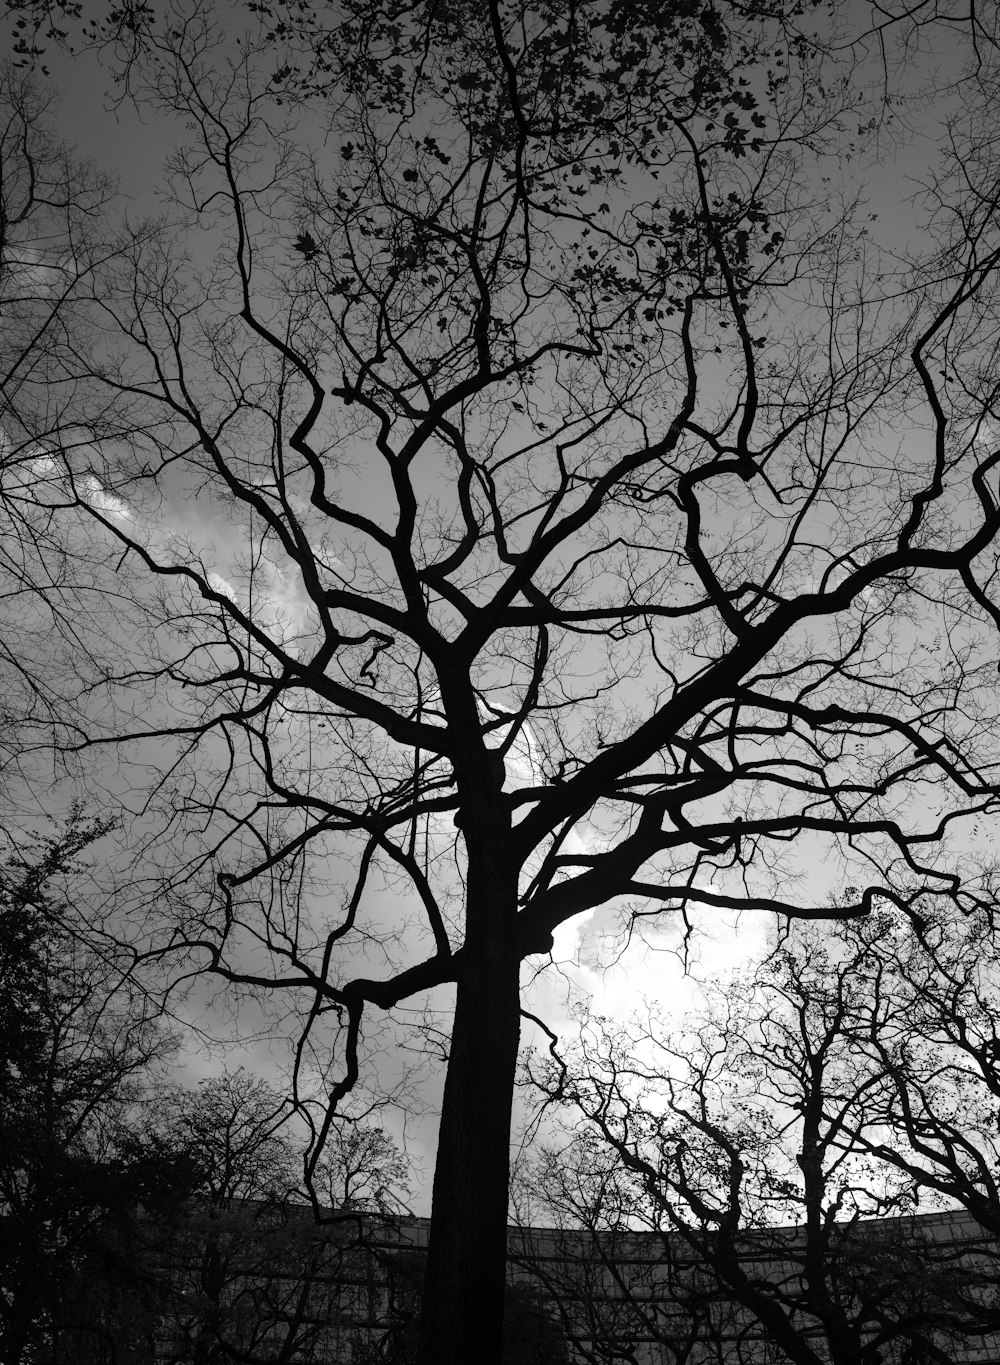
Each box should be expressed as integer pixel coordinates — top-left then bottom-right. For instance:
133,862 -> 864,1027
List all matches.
147,1069 -> 413,1365
0,812 -> 177,1365
776,901 -> 1000,1270
525,934 -> 999,1364
10,4 -> 1000,1362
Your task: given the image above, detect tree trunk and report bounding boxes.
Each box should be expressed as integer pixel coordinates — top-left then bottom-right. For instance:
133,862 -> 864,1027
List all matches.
415,872 -> 521,1365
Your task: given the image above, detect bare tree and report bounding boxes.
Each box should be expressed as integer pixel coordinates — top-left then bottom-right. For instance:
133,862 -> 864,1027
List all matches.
147,1069 -> 413,1365
525,950 -> 996,1365
512,1141 -> 720,1365
787,892 -> 1000,1250
13,3 -> 1000,1361
312,1122 -> 411,1218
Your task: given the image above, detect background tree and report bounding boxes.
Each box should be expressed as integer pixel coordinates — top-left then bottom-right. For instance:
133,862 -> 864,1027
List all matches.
149,1070 -> 306,1365
525,931 -> 1000,1365
147,1069 -> 414,1365
312,1122 -> 411,1217
761,896 -> 1000,1272
512,1145 -> 719,1365
12,3 -> 1000,1362
0,811 -> 179,1365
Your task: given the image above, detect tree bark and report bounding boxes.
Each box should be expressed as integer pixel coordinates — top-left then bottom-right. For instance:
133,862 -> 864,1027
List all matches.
415,862 -> 521,1364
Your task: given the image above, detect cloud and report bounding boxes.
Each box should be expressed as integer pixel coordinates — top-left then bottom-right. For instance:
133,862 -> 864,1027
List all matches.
972,417 -> 1000,450
83,474 -> 134,523
527,887 -> 772,1042
207,572 -> 238,603
0,242 -> 75,301
29,453 -> 58,480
